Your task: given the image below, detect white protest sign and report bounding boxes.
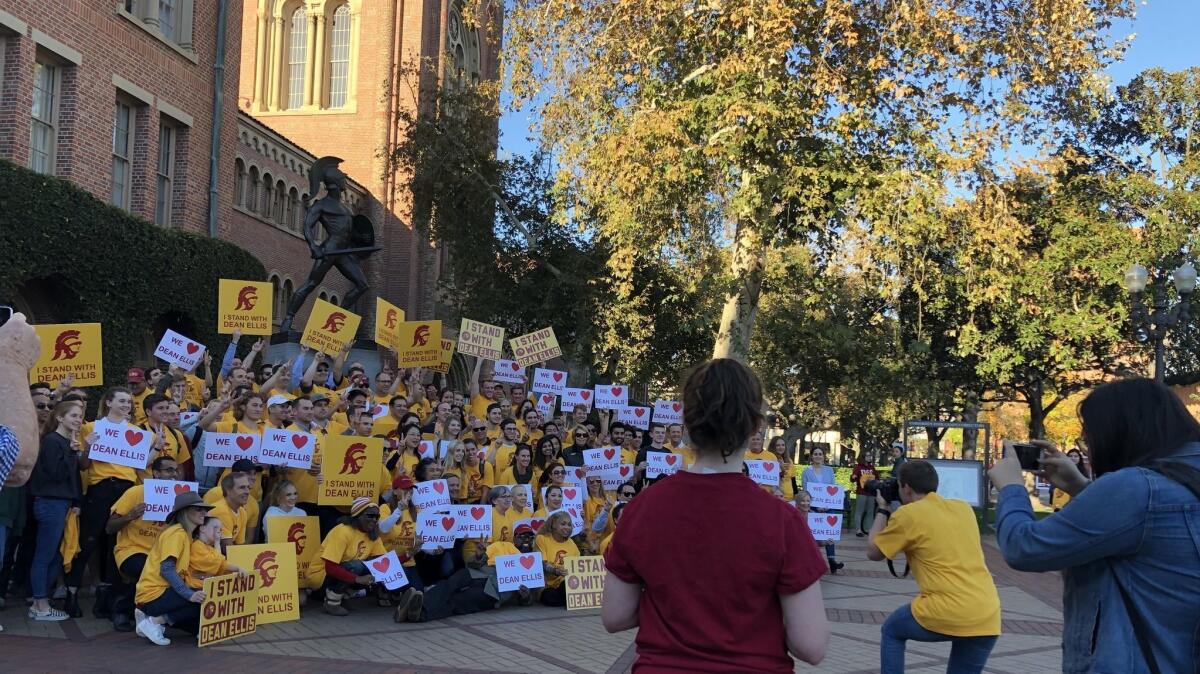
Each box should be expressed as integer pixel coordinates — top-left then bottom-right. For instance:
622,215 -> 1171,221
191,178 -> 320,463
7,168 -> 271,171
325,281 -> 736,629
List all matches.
646,452 -> 683,479
142,479 -> 199,521
366,550 -> 409,590
412,479 -> 452,510
531,368 -> 568,395
583,447 -> 621,474
562,388 -> 593,412
599,465 -> 635,490
88,419 -> 153,469
259,428 -> 314,468
180,411 -> 200,428
535,393 -> 556,417
550,506 -> 585,536
417,440 -> 437,461
593,385 -> 629,410
617,406 -> 651,430
201,432 -> 261,468
493,360 -> 526,385
452,504 -> 493,538
807,513 -> 843,541
368,403 -> 389,420
154,329 -> 205,371
805,482 -> 845,510
417,510 -> 461,550
652,400 -> 683,425
745,460 -> 781,487
563,465 -> 587,490
495,552 -> 545,592
438,440 -> 454,460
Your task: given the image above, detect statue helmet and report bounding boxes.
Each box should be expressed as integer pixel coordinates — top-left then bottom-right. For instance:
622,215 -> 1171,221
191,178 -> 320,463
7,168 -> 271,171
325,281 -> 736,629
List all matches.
310,156 -> 347,197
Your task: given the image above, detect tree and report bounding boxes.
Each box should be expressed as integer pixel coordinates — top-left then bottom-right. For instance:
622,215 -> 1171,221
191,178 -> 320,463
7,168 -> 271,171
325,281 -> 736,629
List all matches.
503,0 -> 1137,358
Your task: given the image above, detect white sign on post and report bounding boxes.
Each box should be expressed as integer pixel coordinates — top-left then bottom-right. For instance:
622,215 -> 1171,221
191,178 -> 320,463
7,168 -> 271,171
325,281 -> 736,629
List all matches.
412,480 -> 452,510
652,400 -> 684,425
561,388 -> 593,412
366,550 -> 409,590
807,513 -> 843,541
452,504 -> 493,538
259,429 -> 314,468
417,510 -> 461,550
745,460 -> 781,487
142,479 -> 199,521
493,360 -> 526,385
617,406 -> 651,430
531,368 -> 568,395
201,432 -> 261,468
593,385 -> 629,410
804,482 -> 845,510
495,552 -> 545,592
153,329 -> 206,371
583,447 -> 621,474
88,419 -> 153,469
646,452 -> 682,479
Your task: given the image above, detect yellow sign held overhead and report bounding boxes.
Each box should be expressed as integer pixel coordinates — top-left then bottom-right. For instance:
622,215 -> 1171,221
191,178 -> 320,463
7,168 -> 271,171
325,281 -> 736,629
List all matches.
509,327 -> 561,368
300,298 -> 362,354
29,323 -> 103,386
458,318 -> 505,360
396,320 -> 443,367
218,279 -> 273,335
374,297 -> 405,351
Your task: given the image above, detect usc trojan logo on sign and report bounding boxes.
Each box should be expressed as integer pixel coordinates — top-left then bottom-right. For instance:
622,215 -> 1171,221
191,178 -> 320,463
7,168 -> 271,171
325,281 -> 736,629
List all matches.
52,330 -> 82,361
286,522 -> 308,556
322,312 -> 347,333
412,324 -> 431,347
385,309 -> 398,330
234,285 -> 258,311
253,550 -> 279,588
340,443 -> 368,474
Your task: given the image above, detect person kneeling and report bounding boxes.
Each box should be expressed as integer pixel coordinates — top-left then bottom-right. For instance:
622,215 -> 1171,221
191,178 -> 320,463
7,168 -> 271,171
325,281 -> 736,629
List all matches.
866,460 -> 1001,674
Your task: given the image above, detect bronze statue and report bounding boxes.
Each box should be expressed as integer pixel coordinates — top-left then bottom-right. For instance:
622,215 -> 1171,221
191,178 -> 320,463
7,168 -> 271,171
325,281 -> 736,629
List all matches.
279,156 -> 379,334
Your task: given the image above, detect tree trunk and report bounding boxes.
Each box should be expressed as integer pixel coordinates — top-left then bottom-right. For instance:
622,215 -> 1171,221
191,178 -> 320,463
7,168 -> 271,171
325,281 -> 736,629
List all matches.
962,403 -> 979,459
712,220 -> 765,360
1027,381 -> 1047,440
924,426 -> 942,459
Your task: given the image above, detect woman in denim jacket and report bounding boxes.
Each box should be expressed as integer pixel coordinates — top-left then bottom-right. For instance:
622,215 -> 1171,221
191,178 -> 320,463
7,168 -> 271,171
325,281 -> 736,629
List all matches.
989,378 -> 1200,674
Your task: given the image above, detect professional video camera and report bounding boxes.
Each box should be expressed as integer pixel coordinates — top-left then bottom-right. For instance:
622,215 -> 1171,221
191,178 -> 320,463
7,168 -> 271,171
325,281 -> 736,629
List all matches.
863,476 -> 900,503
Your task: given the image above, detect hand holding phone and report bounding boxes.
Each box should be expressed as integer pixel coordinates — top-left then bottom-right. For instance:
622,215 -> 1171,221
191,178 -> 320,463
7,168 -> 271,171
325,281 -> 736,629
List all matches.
1009,442 -> 1043,471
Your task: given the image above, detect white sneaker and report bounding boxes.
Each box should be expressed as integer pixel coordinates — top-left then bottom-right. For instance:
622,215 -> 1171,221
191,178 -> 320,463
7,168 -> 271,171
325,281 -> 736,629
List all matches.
28,607 -> 69,622
134,608 -> 146,625
135,617 -> 171,646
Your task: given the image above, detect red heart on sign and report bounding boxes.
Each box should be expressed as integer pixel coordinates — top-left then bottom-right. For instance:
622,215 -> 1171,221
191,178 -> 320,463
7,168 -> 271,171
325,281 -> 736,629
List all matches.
574,468 -> 585,480
432,481 -> 445,494
441,517 -> 456,531
827,515 -> 838,526
470,507 -> 485,520
825,485 -> 838,495
610,387 -> 622,396
672,403 -> 681,413
564,489 -> 577,500
373,557 -> 390,573
371,406 -> 383,416
764,462 -> 775,472
665,455 -> 678,466
580,391 -> 591,400
530,519 -> 545,530
568,507 -> 578,518
236,435 -> 254,450
552,372 -> 563,382
603,448 -> 615,460
519,555 -> 536,570
292,435 -> 308,449
185,343 -> 199,355
542,394 -> 554,404
619,465 -> 631,477
125,429 -> 144,446
173,483 -> 190,495
633,408 -> 645,418
510,362 -> 521,371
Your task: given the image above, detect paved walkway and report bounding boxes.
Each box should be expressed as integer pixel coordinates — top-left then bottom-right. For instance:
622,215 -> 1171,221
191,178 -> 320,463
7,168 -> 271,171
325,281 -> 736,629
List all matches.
0,536 -> 1063,673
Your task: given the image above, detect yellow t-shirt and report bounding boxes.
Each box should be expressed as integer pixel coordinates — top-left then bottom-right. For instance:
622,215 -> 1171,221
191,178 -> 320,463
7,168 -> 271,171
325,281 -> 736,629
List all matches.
208,499 -> 249,545
873,493 -> 1001,637
305,523 -> 387,584
110,485 -> 166,566
204,486 -> 261,531
743,449 -> 774,463
461,462 -> 495,503
489,507 -> 520,546
468,394 -> 493,423
137,424 -> 191,482
135,523 -> 191,605
372,415 -> 401,441
131,388 -> 153,426
490,442 -> 518,472
484,540 -> 520,566
82,420 -> 140,485
620,447 -> 638,467
185,539 -> 231,589
534,534 -> 579,588
598,533 -> 614,556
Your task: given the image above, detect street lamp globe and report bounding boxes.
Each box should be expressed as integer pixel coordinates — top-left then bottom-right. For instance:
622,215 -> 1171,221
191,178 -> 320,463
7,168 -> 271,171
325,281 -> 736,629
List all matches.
1124,264 -> 1149,293
1172,262 -> 1197,295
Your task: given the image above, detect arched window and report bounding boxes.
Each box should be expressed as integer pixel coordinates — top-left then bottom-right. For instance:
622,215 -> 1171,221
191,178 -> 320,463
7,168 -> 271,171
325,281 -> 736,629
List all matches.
234,158 -> 246,206
282,279 -> 294,315
286,6 -> 307,109
329,294 -> 339,307
286,188 -> 298,230
274,180 -> 286,223
317,290 -> 328,303
261,173 -> 273,216
446,2 -> 480,88
248,166 -> 260,212
327,4 -> 351,108
269,274 -> 282,324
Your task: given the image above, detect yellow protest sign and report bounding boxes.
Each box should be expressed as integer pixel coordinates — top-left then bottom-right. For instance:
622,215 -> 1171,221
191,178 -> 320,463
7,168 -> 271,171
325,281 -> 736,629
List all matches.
509,327 -> 562,368
300,298 -> 362,354
218,279 -> 273,335
565,555 -> 606,610
266,516 -> 320,589
198,572 -> 257,646
395,320 -> 443,367
227,543 -> 300,624
29,323 -> 103,386
374,297 -> 405,351
458,318 -> 504,360
319,435 -> 383,505
430,339 -> 456,374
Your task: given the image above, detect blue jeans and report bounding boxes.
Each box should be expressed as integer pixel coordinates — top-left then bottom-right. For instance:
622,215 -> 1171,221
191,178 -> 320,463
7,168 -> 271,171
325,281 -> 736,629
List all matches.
141,587 -> 200,633
881,603 -> 997,674
30,497 -> 70,600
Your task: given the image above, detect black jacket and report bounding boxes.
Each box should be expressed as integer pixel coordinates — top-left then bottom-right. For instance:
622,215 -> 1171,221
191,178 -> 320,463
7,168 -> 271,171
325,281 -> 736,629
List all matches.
29,432 -> 82,503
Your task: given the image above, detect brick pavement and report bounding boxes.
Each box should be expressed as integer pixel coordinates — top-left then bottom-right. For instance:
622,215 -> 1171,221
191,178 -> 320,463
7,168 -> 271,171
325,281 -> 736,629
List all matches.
0,536 -> 1063,673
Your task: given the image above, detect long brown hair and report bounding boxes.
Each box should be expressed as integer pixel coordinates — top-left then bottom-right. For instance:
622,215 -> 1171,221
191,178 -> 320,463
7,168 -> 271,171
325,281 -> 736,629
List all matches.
41,400 -> 84,438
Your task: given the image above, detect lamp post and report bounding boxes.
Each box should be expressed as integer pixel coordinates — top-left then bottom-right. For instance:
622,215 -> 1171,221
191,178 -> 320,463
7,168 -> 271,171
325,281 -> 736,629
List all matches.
1124,262 -> 1197,382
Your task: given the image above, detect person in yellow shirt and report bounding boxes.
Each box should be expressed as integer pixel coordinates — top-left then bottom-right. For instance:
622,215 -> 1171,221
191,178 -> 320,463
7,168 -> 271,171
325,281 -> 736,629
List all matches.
535,512 -> 579,606
597,501 -> 626,556
459,443 -> 495,504
467,358 -> 504,422
667,424 -> 696,465
743,430 -> 773,462
126,368 -> 153,426
498,445 -> 537,488
185,516 -> 244,589
488,419 -> 522,472
510,483 -> 533,518
138,394 -> 191,482
583,476 -> 611,553
134,491 -> 213,646
208,472 -> 252,553
519,409 -> 545,446
204,459 -> 262,544
533,483 -> 565,519
202,392 -> 267,503
867,460 -> 1001,672
369,370 -> 403,409
105,456 -> 180,632
371,395 -> 409,441
282,396 -> 324,512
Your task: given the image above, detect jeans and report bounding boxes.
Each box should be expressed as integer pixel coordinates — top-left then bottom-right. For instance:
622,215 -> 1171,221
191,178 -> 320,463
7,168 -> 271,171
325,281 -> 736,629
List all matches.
824,543 -> 836,559
30,497 -> 71,600
141,587 -> 200,634
0,525 -> 8,566
852,493 -> 876,533
323,559 -> 370,595
881,603 -> 997,674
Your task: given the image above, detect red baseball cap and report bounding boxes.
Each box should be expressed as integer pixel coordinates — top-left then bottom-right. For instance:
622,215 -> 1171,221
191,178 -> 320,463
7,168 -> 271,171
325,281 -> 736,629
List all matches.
126,367 -> 146,383
392,475 -> 415,491
513,523 -> 535,536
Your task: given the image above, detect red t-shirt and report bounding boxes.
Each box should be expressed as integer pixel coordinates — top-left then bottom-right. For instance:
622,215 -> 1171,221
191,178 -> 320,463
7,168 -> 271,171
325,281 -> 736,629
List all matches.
605,470 -> 827,673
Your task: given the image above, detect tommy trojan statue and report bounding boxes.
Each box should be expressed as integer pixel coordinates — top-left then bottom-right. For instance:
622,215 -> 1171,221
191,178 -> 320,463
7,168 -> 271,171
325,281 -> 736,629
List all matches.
278,156 -> 379,334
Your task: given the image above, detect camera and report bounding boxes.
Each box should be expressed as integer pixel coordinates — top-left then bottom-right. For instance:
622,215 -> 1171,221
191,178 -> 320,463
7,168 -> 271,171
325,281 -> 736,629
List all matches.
864,477 -> 900,503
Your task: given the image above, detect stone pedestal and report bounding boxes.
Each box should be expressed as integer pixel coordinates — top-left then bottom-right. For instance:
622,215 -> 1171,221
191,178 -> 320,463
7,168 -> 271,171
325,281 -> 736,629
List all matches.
267,332 -> 385,379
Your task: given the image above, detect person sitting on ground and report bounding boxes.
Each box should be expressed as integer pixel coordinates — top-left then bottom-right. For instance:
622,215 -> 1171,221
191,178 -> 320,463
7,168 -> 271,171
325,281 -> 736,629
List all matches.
535,511 -> 579,607
465,522 -> 539,609
185,516 -> 244,589
106,456 -> 181,632
134,492 -> 214,646
203,459 -> 262,545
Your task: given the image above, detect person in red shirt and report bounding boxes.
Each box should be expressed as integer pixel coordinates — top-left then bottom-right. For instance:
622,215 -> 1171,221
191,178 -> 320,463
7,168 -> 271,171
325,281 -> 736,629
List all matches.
851,450 -> 879,536
602,358 -> 829,672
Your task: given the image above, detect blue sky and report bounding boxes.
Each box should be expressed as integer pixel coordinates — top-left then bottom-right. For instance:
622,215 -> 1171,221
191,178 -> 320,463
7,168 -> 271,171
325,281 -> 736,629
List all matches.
496,1 -> 1199,158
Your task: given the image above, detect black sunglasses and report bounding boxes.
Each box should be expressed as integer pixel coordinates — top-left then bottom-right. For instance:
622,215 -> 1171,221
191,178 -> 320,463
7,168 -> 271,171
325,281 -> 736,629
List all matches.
35,403 -> 52,410
620,491 -> 636,497
360,513 -> 380,519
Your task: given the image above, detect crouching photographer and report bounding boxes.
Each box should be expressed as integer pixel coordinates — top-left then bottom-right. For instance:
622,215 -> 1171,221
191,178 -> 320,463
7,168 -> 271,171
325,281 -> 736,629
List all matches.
866,460 -> 1001,674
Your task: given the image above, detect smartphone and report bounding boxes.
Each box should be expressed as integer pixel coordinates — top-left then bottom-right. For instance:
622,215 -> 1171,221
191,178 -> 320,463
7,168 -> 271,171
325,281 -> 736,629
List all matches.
0,305 -> 12,327
1009,443 -> 1042,471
